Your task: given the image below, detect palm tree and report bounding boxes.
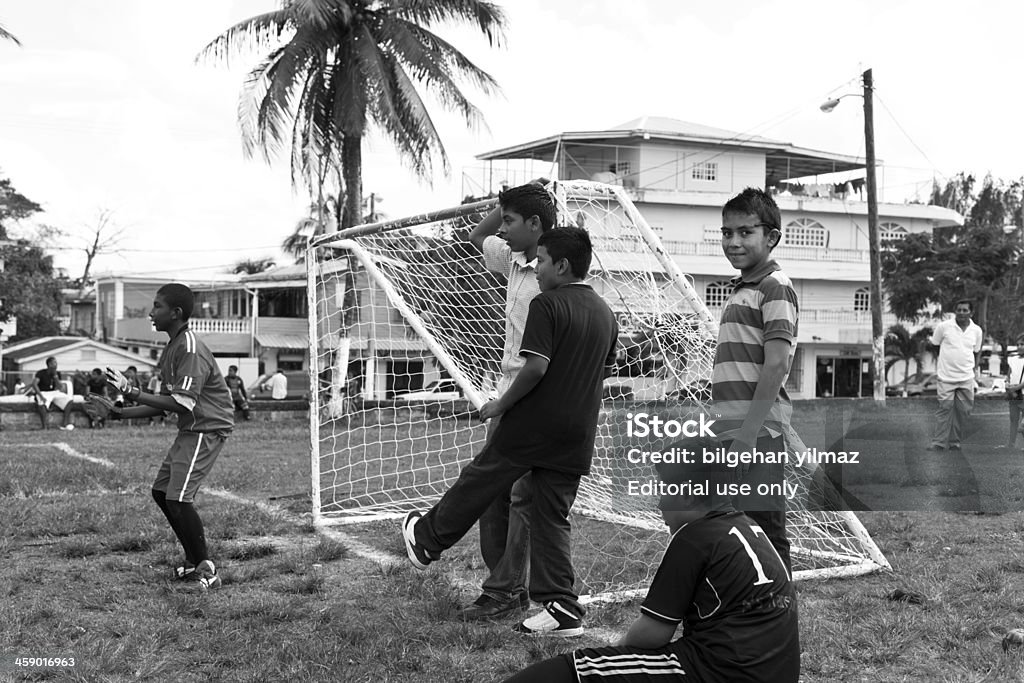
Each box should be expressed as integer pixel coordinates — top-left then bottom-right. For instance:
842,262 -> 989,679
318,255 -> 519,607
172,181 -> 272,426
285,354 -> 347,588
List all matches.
0,22 -> 21,45
198,0 -> 506,231
231,257 -> 277,274
884,323 -> 934,391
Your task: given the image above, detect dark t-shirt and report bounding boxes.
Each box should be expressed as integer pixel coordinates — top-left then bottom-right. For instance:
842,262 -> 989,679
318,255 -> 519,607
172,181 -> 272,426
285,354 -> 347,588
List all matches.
641,511 -> 800,683
492,283 -> 618,474
35,368 -> 62,392
87,376 -> 109,396
224,375 -> 246,400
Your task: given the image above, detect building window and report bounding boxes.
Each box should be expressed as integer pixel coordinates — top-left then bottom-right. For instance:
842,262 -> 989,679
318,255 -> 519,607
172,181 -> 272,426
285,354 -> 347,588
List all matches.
784,219 -> 829,248
150,349 -> 158,360
854,286 -> 870,312
80,349 -> 96,360
692,161 -> 718,182
705,280 -> 732,308
703,226 -> 721,242
880,222 -> 907,247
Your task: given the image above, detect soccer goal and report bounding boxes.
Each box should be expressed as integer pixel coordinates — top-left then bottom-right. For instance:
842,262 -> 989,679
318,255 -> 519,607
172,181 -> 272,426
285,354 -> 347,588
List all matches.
306,180 -> 889,597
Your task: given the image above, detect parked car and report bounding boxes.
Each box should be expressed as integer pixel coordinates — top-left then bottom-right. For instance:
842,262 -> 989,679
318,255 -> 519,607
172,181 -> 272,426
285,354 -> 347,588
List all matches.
394,379 -> 462,402
976,375 -> 1007,398
247,371 -> 309,400
886,374 -> 937,397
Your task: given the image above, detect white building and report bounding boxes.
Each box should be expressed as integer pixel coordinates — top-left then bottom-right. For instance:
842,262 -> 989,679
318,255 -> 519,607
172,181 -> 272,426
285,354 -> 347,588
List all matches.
470,116 -> 963,399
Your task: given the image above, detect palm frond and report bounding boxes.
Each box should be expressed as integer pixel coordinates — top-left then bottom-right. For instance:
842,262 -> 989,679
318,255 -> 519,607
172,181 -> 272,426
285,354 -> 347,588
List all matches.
391,0 -> 507,47
0,23 -> 22,46
195,10 -> 294,66
289,0 -> 353,30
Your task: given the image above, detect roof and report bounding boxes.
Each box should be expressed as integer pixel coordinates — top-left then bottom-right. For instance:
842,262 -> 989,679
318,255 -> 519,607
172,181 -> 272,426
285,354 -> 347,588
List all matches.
242,259 -> 348,288
476,115 -> 867,181
3,336 -> 155,367
255,333 -> 308,350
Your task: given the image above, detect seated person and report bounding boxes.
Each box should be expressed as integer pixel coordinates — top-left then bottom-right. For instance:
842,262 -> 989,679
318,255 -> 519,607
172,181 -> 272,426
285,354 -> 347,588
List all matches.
590,163 -> 620,184
30,356 -> 76,431
500,453 -> 800,682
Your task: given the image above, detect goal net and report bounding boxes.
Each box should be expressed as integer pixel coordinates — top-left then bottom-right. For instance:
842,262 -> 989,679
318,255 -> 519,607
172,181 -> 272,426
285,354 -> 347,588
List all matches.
306,180 -> 889,597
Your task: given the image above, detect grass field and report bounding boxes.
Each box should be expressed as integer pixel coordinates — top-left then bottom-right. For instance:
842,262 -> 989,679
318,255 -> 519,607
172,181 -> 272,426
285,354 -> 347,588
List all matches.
4,416 -> 1024,681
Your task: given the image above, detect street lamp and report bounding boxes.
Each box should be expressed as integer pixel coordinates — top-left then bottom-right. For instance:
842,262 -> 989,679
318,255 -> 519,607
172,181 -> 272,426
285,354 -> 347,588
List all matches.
821,68 -> 885,403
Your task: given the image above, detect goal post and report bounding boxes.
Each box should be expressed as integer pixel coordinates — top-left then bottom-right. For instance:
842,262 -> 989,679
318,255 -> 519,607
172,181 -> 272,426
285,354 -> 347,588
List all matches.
305,180 -> 889,593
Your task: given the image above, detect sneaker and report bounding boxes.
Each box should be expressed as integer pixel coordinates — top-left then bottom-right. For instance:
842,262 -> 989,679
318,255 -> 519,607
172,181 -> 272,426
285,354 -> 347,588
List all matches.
402,511 -> 437,570
59,424 -> 75,431
173,563 -> 197,581
949,444 -> 962,451
513,601 -> 584,637
193,560 -> 221,590
926,444 -> 945,451
461,594 -> 527,621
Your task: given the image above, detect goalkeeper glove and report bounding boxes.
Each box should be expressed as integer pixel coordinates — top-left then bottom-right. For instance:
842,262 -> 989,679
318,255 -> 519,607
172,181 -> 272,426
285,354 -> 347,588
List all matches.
105,367 -> 131,393
86,394 -> 122,420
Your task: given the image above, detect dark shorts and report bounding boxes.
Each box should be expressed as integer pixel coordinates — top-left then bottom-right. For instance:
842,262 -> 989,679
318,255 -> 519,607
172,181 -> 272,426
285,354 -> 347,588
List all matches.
153,431 -> 228,503
572,644 -> 693,681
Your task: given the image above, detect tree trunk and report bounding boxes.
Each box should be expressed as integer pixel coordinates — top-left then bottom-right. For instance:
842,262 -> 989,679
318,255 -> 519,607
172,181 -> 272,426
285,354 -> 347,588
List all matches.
341,134 -> 363,232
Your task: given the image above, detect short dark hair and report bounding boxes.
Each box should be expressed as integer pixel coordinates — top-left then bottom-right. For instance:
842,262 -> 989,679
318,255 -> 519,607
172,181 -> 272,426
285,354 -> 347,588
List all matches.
655,435 -> 734,512
498,183 -> 556,231
229,365 -> 238,372
157,283 -> 195,321
45,356 -> 56,365
537,226 -> 593,279
722,187 -> 783,249
954,299 -> 973,312
126,366 -> 137,372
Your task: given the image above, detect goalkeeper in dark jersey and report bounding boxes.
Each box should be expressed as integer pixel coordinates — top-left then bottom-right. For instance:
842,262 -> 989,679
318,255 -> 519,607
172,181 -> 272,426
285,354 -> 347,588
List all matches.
88,283 -> 234,590
499,453 -> 800,682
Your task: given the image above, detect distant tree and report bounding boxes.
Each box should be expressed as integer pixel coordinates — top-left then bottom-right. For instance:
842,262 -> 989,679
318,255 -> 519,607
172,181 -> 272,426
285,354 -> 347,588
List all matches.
231,256 -> 276,274
0,240 -> 65,340
0,175 -> 43,239
76,209 -> 126,295
883,173 -> 1023,336
884,323 -> 934,387
197,0 -> 506,231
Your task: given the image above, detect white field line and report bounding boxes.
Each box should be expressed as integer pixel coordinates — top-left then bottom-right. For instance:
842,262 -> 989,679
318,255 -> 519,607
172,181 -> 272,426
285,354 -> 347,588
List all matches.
25,441 -> 403,568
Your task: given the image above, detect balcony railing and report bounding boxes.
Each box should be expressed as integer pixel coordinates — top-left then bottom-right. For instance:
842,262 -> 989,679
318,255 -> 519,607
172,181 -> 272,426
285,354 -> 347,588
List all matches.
592,236 -> 868,264
707,306 -> 899,328
189,318 -> 251,334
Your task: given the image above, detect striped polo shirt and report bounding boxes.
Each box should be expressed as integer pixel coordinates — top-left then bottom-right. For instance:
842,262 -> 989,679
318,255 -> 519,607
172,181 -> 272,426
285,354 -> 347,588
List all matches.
158,325 -> 235,433
482,235 -> 541,392
710,259 -> 798,439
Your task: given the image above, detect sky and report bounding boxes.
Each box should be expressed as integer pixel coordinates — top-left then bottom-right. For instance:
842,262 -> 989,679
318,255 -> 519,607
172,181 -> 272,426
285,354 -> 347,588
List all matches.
1,0 -> 1022,282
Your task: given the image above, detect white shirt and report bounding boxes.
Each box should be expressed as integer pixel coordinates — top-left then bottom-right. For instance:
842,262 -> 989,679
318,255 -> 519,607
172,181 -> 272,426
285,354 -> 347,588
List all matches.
268,372 -> 288,399
482,235 -> 541,392
931,318 -> 983,383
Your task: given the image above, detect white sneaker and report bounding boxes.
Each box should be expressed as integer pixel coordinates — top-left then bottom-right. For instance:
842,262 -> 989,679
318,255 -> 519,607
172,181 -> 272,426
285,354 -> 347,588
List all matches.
514,601 -> 584,637
59,424 -> 75,431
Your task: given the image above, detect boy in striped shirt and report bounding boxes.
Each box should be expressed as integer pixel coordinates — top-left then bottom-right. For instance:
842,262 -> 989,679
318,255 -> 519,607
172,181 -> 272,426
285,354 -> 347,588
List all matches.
711,187 -> 798,571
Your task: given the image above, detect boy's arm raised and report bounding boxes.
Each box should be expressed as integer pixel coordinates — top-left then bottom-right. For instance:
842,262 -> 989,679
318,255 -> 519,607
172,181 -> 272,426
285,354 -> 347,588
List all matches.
467,207 -> 502,253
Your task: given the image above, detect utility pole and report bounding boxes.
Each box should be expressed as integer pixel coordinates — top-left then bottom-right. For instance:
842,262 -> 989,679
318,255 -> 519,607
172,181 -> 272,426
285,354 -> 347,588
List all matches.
863,68 -> 885,404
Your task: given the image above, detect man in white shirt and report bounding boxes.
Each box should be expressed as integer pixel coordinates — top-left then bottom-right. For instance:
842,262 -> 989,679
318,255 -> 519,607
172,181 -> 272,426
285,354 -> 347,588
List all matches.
264,369 -> 288,400
929,300 -> 983,450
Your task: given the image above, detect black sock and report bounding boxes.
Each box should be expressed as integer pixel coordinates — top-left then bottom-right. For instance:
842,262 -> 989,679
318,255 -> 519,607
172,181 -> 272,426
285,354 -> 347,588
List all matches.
152,489 -> 193,564
164,500 -> 209,566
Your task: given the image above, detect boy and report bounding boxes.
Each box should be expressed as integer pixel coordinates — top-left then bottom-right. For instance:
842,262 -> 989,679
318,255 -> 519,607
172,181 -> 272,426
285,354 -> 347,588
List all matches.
403,226 -> 618,636
498,456 -> 800,682
462,180 -> 553,620
89,283 -> 234,589
712,187 -> 798,571
224,365 -> 251,421
30,357 -> 76,431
